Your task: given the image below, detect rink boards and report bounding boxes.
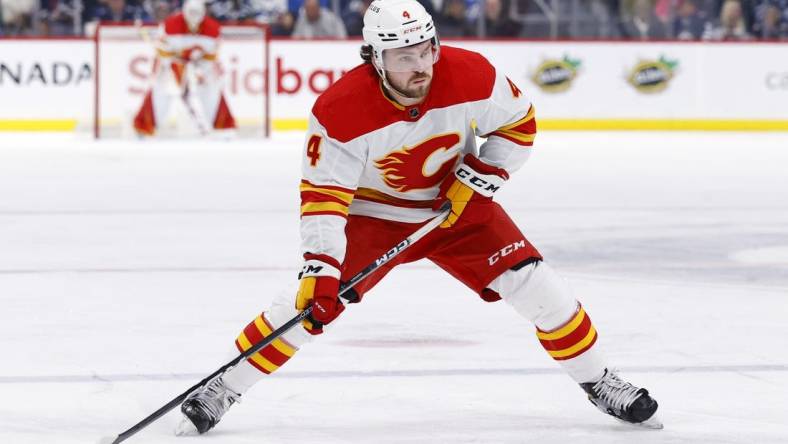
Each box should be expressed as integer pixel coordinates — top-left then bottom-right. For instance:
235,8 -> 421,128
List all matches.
0,38 -> 787,132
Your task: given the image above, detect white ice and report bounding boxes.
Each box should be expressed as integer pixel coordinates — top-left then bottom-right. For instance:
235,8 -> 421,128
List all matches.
0,131 -> 786,443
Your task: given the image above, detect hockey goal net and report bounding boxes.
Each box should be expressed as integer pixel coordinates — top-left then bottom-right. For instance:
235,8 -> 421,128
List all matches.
94,23 -> 269,138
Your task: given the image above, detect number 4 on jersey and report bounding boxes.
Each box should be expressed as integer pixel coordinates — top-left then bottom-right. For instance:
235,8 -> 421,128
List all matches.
306,135 -> 322,167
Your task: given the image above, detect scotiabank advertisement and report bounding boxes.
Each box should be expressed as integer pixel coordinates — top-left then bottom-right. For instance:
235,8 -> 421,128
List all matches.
1,38 -> 787,132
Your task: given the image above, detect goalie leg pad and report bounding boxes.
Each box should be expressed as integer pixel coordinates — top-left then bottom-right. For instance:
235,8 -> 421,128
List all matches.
133,91 -> 156,135
212,94 -> 236,130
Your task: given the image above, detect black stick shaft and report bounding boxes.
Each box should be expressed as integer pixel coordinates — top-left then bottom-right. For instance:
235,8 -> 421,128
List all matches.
108,207 -> 449,443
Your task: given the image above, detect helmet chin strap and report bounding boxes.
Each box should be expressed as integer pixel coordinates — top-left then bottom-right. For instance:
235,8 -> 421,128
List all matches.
384,74 -> 411,98
374,60 -> 414,101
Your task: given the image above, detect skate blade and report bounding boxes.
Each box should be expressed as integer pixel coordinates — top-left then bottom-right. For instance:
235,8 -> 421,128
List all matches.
638,414 -> 664,429
619,413 -> 664,430
174,417 -> 199,436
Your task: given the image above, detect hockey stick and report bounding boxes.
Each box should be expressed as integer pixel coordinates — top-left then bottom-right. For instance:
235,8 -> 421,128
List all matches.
99,205 -> 451,444
180,67 -> 211,136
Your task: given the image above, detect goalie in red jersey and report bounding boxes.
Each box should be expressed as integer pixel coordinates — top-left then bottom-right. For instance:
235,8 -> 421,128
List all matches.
176,0 -> 662,435
133,0 -> 236,136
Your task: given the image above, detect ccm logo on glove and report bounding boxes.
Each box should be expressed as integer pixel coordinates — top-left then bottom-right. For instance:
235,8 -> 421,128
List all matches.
433,154 -> 510,228
295,254 -> 343,335
299,263 -> 326,278
456,167 -> 504,196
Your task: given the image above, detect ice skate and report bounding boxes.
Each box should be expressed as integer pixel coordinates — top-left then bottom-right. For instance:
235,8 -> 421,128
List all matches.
175,375 -> 240,436
580,368 -> 663,429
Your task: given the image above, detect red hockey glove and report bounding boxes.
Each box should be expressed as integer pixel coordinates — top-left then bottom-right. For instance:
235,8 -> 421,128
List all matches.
295,254 -> 344,335
433,154 -> 509,228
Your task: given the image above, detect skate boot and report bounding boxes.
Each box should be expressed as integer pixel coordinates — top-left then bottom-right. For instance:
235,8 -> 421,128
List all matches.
580,368 -> 663,429
175,375 -> 241,436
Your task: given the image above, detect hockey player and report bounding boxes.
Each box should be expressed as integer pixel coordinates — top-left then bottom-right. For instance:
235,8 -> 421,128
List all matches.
133,0 -> 236,136
176,0 -> 662,435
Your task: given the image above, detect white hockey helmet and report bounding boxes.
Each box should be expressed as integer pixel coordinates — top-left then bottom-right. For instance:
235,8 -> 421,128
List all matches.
362,0 -> 440,76
183,0 -> 207,31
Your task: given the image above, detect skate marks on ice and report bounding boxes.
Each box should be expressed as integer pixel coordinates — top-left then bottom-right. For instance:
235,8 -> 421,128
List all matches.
1,132 -> 788,443
1,363 -> 787,385
80,372 -> 787,444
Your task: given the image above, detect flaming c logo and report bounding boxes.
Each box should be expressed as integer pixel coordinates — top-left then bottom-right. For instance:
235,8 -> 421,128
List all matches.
374,133 -> 461,192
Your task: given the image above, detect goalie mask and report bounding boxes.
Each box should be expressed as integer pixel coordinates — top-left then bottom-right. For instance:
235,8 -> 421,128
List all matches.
183,0 -> 207,32
362,0 -> 440,86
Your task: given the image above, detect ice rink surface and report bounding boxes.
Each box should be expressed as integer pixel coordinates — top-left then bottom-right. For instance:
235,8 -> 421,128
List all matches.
0,131 -> 786,443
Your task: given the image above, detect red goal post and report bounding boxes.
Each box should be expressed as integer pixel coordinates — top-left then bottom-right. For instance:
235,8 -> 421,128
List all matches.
94,22 -> 270,138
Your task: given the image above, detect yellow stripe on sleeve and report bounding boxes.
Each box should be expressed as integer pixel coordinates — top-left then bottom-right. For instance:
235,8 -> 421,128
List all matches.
300,201 -> 350,216
493,129 -> 536,144
299,183 -> 354,205
496,106 -> 536,132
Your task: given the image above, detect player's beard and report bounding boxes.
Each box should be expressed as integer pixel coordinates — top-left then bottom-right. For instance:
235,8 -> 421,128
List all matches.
388,72 -> 432,99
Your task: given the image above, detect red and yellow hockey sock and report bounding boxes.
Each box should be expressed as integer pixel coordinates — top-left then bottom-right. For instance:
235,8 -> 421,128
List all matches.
537,304 -> 598,361
235,312 -> 298,374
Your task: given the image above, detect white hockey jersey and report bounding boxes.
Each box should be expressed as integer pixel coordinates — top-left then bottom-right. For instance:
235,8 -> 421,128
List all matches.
156,13 -> 220,62
299,45 -> 536,264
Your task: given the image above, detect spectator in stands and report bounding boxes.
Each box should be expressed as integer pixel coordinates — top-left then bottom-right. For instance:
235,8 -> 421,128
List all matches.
436,0 -> 474,36
208,0 -> 256,21
752,0 -> 788,38
619,0 -> 651,19
248,0 -> 287,24
416,0 -> 437,17
270,10 -> 294,34
693,0 -> 720,19
342,0 -> 372,35
288,0 -> 324,15
342,0 -> 435,35
1,0 -> 37,35
621,0 -> 668,38
150,0 -> 174,22
673,0 -> 706,39
482,0 -> 520,37
91,0 -> 151,22
704,0 -> 752,39
584,0 -> 620,38
653,0 -> 673,24
292,0 -> 346,37
38,0 -> 82,36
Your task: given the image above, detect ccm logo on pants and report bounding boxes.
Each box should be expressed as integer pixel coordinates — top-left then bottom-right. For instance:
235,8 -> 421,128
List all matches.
488,240 -> 527,266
